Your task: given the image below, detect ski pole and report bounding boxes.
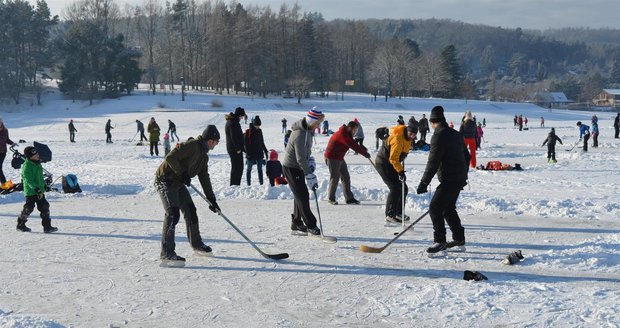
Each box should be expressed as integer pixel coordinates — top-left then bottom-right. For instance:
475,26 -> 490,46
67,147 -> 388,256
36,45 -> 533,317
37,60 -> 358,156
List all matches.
360,210 -> 430,254
189,184 -> 289,260
311,187 -> 337,243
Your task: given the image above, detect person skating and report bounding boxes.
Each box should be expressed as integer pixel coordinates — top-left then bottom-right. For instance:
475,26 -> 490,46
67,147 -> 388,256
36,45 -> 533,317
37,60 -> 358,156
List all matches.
375,122 -> 417,223
225,107 -> 246,186
155,125 -> 222,266
16,146 -> 57,233
614,113 -> 620,139
577,121 -> 590,152
324,121 -> 371,205
419,114 -> 430,142
416,106 -> 469,254
541,128 -> 562,163
0,118 -> 16,185
459,110 -> 478,168
282,107 -> 325,236
244,116 -> 269,186
105,119 -> 113,143
147,117 -> 161,156
68,119 -> 77,143
136,120 -> 147,142
167,119 -> 179,142
353,118 -> 365,148
591,120 -> 599,148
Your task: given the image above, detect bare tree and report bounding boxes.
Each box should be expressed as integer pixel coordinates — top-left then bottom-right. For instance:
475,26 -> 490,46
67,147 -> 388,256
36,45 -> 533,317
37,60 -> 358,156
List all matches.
288,75 -> 313,104
135,0 -> 162,94
416,52 -> 450,97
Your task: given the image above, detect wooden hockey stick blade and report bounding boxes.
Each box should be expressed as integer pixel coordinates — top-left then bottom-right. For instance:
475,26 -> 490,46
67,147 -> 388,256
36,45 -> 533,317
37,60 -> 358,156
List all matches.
359,244 -> 386,253
263,252 -> 289,260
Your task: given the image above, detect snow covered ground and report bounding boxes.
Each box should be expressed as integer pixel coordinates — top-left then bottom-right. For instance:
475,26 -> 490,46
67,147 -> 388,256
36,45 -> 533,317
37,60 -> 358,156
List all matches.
1,89 -> 619,327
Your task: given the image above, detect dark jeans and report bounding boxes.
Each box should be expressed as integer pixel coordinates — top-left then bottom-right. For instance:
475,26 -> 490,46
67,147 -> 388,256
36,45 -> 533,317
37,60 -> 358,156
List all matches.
229,151 -> 244,186
0,152 -> 6,184
282,166 -> 317,229
170,130 -> 179,142
547,145 -> 557,161
18,194 -> 52,228
420,131 -> 427,142
375,157 -> 408,217
429,183 -> 465,243
583,134 -> 590,151
155,178 -> 204,258
246,159 -> 264,185
592,132 -> 599,147
139,131 -> 148,141
150,141 -> 159,156
106,132 -> 112,143
70,132 -> 75,142
615,126 -> 619,138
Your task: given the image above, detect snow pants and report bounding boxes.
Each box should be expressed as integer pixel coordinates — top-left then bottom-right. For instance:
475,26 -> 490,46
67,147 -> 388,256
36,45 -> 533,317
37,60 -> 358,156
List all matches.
18,195 -> 52,228
464,137 -> 477,168
429,183 -> 465,244
547,144 -> 557,161
228,152 -> 244,186
375,157 -> 408,217
282,166 -> 317,229
150,141 -> 159,156
592,132 -> 599,147
156,178 -> 204,258
583,133 -> 590,152
325,158 -> 355,203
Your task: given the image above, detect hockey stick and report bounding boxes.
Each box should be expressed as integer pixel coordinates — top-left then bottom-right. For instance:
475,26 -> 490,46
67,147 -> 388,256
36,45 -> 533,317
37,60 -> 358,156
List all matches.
189,184 -> 289,260
565,140 -> 579,151
312,187 -> 338,243
360,210 -> 430,253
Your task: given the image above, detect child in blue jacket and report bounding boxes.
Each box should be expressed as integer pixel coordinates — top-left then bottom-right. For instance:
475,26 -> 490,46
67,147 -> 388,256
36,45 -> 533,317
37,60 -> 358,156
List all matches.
577,121 -> 590,152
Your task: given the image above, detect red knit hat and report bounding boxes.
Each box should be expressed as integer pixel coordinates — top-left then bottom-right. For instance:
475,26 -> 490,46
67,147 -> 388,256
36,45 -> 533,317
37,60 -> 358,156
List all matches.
269,149 -> 278,161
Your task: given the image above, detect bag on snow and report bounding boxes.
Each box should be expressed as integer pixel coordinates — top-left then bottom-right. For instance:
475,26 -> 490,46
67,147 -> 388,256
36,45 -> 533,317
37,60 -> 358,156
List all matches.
62,174 -> 82,193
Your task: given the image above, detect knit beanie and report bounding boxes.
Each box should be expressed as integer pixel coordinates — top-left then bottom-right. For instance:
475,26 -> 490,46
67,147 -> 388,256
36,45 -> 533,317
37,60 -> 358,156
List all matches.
201,125 -> 220,141
306,107 -> 324,125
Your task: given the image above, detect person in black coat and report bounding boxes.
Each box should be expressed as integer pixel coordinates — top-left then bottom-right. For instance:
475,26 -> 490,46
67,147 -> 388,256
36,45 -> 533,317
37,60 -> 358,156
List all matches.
417,106 -> 469,254
244,116 -> 269,185
68,119 -> 77,143
225,107 -> 246,186
418,114 -> 430,142
614,113 -> 620,139
136,120 -> 147,142
541,128 -> 563,163
105,119 -> 113,143
167,119 -> 179,141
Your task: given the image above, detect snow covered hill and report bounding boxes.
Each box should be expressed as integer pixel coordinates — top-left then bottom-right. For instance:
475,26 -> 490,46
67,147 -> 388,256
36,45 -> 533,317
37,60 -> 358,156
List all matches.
1,90 -> 619,327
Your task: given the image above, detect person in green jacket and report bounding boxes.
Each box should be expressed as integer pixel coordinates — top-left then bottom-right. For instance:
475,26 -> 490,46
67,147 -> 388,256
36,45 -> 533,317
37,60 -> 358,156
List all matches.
147,117 -> 161,156
16,146 -> 57,233
154,125 -> 221,267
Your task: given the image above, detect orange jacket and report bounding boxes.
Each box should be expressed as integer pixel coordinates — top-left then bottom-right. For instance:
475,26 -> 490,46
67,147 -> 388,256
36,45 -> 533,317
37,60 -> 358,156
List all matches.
386,125 -> 412,172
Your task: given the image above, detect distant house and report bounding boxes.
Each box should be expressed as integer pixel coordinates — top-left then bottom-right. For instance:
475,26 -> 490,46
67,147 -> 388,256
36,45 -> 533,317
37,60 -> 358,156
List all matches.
593,89 -> 620,107
532,92 -> 572,108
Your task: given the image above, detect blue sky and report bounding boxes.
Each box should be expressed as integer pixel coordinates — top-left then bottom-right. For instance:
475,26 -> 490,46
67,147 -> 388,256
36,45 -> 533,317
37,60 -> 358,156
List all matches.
46,0 -> 620,30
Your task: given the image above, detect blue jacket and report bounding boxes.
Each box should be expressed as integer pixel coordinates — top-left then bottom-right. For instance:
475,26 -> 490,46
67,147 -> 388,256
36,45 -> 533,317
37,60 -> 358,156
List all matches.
591,122 -> 599,134
579,124 -> 590,139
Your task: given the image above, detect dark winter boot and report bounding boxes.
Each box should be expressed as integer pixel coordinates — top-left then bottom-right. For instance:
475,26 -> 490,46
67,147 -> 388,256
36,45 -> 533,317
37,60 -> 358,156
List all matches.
346,199 -> 360,205
193,244 -> 213,257
44,226 -> 58,233
306,226 -> 321,237
291,214 -> 308,236
463,270 -> 488,281
160,254 -> 186,268
16,219 -> 31,232
446,240 -> 466,252
42,218 -> 57,233
426,242 -> 447,254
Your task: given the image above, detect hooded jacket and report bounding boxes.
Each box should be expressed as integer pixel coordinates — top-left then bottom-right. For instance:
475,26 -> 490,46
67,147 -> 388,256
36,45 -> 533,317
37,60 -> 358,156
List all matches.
420,121 -> 469,187
225,114 -> 244,153
324,125 -> 369,161
21,158 -> 46,196
244,124 -> 268,160
0,126 -> 14,153
148,121 -> 161,142
542,132 -> 562,147
459,119 -> 478,139
282,118 -> 314,173
376,125 -> 412,173
155,136 -> 216,200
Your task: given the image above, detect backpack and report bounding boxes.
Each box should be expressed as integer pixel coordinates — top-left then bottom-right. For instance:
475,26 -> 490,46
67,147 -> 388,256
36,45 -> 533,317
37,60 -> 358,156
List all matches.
62,174 -> 82,193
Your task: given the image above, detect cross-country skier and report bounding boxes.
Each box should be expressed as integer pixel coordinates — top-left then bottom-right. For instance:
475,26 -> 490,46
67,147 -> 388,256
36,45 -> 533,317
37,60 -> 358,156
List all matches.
155,125 -> 221,267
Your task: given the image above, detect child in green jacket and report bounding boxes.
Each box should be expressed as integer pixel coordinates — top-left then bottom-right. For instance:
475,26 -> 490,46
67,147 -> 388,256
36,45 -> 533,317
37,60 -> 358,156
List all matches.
16,146 -> 57,233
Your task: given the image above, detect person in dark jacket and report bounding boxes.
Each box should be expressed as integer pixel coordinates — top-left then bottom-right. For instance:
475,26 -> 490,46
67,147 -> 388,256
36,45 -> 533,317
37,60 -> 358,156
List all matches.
541,128 -> 562,163
167,119 -> 179,141
105,119 -> 113,143
68,119 -> 77,143
266,150 -> 284,187
154,125 -> 221,267
136,120 -> 147,142
418,114 -> 430,142
324,121 -> 370,205
244,116 -> 269,185
408,116 -> 419,141
577,121 -> 590,152
281,118 -> 287,133
147,117 -> 161,156
375,123 -> 417,223
282,107 -> 325,236
459,110 -> 478,168
225,107 -> 246,186
614,113 -> 620,139
397,115 -> 405,125
0,118 -> 16,184
417,106 -> 469,254
16,146 -> 57,233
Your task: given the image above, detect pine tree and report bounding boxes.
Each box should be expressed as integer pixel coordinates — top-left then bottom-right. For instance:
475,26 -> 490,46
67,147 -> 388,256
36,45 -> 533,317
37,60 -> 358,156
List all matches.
440,44 -> 462,98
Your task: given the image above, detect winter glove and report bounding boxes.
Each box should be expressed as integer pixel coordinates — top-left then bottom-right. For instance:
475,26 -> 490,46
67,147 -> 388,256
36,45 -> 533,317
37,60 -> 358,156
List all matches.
416,182 -> 428,194
207,198 -> 221,213
398,171 -> 406,182
305,173 -> 318,190
308,156 -> 316,174
180,173 -> 191,186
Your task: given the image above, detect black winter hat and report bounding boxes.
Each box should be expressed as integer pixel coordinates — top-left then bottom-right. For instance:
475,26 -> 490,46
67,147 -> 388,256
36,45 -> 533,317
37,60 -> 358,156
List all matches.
406,123 -> 418,135
234,107 -> 246,117
201,125 -> 220,141
24,146 -> 38,158
576,121 -> 582,126
253,115 -> 262,126
429,106 -> 446,123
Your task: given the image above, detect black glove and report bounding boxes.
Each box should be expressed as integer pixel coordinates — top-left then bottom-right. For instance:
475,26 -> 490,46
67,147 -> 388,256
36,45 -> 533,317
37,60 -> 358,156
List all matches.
180,173 -> 191,186
362,151 -> 371,158
208,198 -> 220,213
417,182 -> 428,194
398,171 -> 406,182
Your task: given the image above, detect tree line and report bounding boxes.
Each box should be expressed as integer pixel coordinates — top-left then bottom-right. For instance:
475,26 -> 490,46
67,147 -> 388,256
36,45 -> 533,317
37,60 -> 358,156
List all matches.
2,0 -> 620,105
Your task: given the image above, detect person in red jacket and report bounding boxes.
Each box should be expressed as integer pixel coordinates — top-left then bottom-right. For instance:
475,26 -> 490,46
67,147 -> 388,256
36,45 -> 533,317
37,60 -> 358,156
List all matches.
324,121 -> 371,205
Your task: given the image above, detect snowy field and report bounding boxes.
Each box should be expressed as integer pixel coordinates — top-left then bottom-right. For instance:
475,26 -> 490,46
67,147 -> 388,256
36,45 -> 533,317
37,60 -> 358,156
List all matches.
1,88 -> 619,327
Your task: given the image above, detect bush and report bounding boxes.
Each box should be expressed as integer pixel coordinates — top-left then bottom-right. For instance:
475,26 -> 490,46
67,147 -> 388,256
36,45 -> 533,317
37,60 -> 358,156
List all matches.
211,99 -> 223,108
